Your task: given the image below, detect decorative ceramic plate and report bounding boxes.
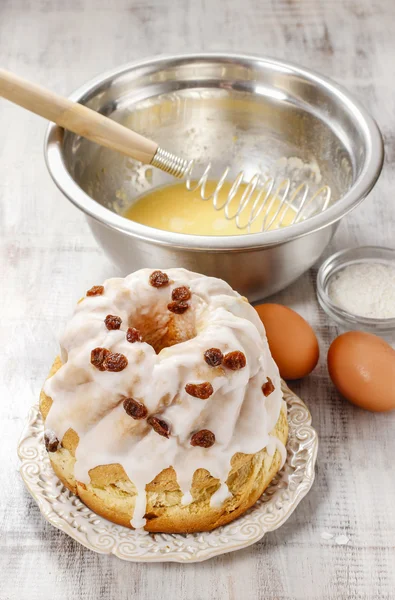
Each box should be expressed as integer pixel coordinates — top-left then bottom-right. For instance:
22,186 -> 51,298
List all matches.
18,381 -> 317,563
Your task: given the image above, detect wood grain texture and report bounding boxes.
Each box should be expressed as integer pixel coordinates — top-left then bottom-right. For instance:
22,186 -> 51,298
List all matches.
1,0 -> 395,598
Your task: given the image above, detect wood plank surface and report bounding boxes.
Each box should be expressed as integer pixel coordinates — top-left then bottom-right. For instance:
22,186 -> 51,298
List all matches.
1,0 -> 395,598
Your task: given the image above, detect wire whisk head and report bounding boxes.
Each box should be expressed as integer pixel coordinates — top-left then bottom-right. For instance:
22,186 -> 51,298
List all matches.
184,160 -> 331,233
151,149 -> 331,234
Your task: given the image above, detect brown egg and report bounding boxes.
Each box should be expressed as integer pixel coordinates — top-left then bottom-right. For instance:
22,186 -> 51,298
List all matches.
328,331 -> 395,412
255,303 -> 319,380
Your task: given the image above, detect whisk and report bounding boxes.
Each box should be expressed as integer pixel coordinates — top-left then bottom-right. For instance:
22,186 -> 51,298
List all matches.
0,68 -> 331,233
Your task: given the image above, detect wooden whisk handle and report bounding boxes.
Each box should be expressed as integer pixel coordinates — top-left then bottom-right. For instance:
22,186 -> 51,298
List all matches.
0,68 -> 158,164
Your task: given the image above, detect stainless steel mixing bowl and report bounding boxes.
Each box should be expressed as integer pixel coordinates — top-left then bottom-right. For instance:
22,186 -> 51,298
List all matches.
44,53 -> 384,300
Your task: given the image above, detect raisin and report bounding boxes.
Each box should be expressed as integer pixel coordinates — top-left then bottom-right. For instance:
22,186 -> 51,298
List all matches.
44,430 -> 59,452
147,415 -> 170,438
204,348 -> 223,367
262,377 -> 275,397
126,327 -> 143,343
86,285 -> 104,297
123,397 -> 148,420
104,314 -> 122,330
91,347 -> 110,371
190,429 -> 215,448
149,270 -> 169,288
102,352 -> 128,372
185,382 -> 214,399
172,286 -> 191,302
144,512 -> 159,520
167,300 -> 189,314
223,350 -> 246,370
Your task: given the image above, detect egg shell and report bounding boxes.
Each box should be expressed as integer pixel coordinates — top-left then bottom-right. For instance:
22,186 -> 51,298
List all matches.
255,303 -> 319,380
327,331 -> 395,412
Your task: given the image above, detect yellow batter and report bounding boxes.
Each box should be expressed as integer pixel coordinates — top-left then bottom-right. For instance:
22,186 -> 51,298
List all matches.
123,181 -> 296,235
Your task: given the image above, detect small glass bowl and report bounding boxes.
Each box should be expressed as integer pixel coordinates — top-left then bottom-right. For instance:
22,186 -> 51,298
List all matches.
317,246 -> 395,338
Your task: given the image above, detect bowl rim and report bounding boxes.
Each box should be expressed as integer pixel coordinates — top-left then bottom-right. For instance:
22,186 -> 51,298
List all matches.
44,52 -> 384,251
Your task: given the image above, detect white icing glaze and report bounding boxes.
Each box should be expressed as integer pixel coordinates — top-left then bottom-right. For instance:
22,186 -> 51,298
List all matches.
44,268 -> 286,529
210,483 -> 231,508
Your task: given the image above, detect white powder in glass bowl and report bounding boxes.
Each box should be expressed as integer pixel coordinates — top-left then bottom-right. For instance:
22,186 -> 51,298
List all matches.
328,262 -> 395,319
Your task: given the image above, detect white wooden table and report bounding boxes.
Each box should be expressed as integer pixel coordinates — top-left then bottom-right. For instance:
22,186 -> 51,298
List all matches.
1,1 -> 395,598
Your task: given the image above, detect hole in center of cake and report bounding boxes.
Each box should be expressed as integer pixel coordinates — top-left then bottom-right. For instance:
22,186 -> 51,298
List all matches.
130,310 -> 197,354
